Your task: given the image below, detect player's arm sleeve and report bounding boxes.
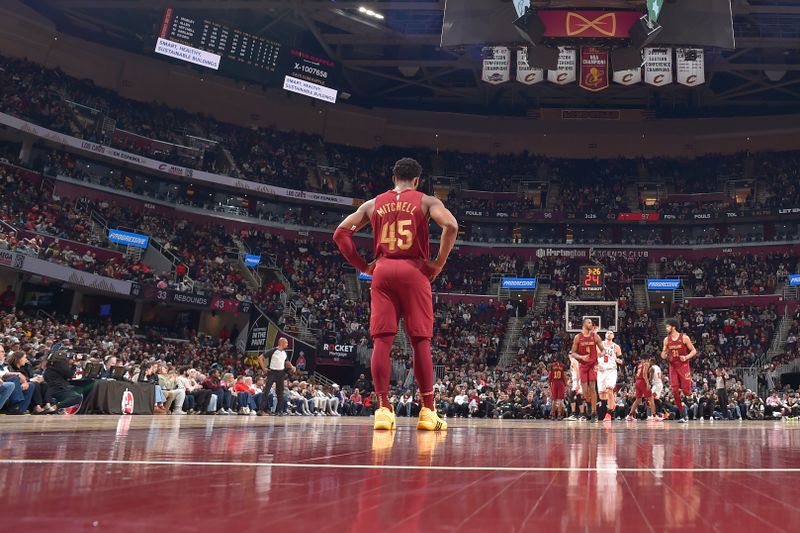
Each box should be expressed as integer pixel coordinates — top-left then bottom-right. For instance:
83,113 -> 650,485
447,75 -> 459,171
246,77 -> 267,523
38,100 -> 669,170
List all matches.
333,201 -> 372,272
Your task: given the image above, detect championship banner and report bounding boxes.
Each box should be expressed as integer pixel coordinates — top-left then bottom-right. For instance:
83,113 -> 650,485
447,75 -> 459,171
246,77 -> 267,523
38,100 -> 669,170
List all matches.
481,46 -> 511,85
547,47 -> 577,85
676,48 -> 705,87
516,48 -> 544,85
644,48 -> 673,87
613,68 -> 642,86
579,47 -> 609,92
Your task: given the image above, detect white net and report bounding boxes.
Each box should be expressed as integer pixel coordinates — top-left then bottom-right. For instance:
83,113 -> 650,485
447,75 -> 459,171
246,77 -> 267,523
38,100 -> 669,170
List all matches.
565,301 -> 619,333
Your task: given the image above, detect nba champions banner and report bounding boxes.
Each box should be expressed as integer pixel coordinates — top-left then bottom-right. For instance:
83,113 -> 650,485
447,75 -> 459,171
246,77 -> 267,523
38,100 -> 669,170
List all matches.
547,47 -> 577,85
481,46 -> 511,85
644,47 -> 673,86
676,48 -> 706,87
613,67 -> 642,86
244,312 -> 315,372
516,48 -> 544,85
579,47 -> 609,91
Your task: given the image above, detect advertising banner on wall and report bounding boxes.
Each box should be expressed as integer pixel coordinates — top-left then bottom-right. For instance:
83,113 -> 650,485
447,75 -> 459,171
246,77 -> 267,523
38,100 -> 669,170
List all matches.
317,342 -> 357,367
244,312 -> 315,371
108,228 -> 149,249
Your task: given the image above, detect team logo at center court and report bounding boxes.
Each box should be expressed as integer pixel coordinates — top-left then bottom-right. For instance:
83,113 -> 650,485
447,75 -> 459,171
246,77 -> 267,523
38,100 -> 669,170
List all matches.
121,389 -> 135,414
567,12 -> 617,37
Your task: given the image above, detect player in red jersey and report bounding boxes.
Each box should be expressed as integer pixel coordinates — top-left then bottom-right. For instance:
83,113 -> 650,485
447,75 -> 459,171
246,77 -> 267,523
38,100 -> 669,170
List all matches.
548,359 -> 569,420
626,357 -> 660,421
333,158 -> 458,432
569,318 -> 604,423
661,317 -> 698,424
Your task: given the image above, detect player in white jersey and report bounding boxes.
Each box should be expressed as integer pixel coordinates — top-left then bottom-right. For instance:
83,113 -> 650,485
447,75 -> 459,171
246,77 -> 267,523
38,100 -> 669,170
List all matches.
650,362 -> 666,418
565,354 -> 584,421
598,331 -> 622,422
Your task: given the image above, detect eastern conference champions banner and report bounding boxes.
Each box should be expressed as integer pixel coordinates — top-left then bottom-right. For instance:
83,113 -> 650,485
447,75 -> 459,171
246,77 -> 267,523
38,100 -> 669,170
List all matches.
644,47 -> 674,87
547,47 -> 577,85
516,48 -> 544,85
481,46 -> 511,85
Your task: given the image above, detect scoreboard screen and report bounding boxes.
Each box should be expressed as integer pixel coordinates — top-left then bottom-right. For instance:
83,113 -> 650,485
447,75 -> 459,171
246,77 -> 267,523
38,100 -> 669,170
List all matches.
579,265 -> 604,299
154,8 -> 338,103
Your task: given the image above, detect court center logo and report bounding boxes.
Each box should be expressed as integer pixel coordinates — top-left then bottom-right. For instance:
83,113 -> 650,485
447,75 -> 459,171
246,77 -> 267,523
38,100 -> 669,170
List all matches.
121,388 -> 135,414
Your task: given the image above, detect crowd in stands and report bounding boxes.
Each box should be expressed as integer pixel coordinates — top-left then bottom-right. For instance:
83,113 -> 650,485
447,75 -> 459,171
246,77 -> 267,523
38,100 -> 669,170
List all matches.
4,54 -> 800,227
661,253 -> 797,296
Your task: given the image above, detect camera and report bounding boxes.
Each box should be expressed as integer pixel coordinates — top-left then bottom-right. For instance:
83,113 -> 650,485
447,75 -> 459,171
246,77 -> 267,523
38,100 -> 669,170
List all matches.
47,349 -> 83,364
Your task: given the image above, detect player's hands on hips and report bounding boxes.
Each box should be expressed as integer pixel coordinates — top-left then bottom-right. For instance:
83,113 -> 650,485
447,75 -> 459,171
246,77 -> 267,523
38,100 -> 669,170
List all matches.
364,260 -> 377,276
421,260 -> 443,281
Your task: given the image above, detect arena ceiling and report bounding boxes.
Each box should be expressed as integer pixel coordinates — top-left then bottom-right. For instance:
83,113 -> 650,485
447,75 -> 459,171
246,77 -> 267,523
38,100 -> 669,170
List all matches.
24,0 -> 800,118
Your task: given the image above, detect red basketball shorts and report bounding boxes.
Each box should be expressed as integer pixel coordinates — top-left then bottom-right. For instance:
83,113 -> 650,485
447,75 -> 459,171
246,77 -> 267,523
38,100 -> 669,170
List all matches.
669,363 -> 692,397
635,379 -> 652,399
551,382 -> 566,401
579,362 -> 597,384
370,258 -> 433,339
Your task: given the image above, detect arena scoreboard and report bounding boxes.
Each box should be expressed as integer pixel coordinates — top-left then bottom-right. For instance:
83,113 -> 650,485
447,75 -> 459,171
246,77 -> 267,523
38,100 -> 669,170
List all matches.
579,265 -> 604,299
155,7 -> 338,103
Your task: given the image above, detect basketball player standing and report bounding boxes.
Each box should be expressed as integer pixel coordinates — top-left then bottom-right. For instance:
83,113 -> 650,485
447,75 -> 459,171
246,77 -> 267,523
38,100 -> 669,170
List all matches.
569,318 -> 604,422
333,158 -> 457,431
661,318 -> 698,423
548,358 -> 568,420
597,331 -> 622,422
627,357 -> 659,421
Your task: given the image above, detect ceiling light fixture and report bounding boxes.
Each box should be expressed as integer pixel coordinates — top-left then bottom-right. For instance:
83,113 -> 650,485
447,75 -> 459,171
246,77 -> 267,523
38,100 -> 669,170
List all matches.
358,6 -> 384,20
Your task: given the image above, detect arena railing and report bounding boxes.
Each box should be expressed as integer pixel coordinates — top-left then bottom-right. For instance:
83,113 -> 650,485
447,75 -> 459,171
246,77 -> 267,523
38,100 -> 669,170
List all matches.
52,174 -> 800,255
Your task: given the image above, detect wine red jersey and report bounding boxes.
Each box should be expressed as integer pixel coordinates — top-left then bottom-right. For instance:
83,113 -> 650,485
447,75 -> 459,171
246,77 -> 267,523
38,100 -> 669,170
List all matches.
371,189 -> 429,261
635,361 -> 649,381
549,362 -> 566,383
666,333 -> 689,366
576,332 -> 598,364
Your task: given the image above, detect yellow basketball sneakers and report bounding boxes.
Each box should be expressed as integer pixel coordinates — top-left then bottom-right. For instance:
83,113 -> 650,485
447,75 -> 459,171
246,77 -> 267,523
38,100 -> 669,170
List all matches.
417,407 -> 447,431
373,406 -> 396,430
